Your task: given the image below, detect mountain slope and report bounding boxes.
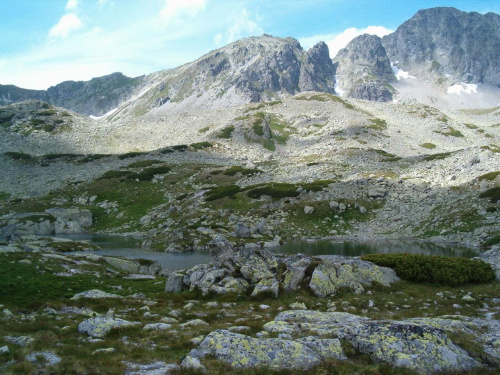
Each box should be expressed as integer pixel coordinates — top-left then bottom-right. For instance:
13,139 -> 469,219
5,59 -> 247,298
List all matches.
382,7 -> 500,87
334,34 -> 396,102
0,73 -> 145,117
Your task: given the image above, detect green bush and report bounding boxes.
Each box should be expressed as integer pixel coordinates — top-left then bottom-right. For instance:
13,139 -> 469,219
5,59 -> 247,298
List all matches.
133,166 -> 171,181
118,151 -> 147,160
191,141 -> 213,150
97,170 -> 132,180
217,125 -> 234,139
205,185 -> 241,201
126,160 -> 162,168
478,171 -> 500,181
361,253 -> 495,286
479,186 -> 500,203
4,151 -> 34,161
172,144 -> 188,151
247,183 -> 300,199
223,166 -> 261,176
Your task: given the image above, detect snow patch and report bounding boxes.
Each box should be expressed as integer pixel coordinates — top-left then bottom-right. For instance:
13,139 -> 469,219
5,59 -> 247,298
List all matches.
90,107 -> 118,120
447,83 -> 478,95
391,62 -> 416,80
334,75 -> 345,97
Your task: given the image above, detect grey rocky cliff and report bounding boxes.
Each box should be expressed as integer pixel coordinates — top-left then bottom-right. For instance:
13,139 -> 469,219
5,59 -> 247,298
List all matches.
0,73 -> 144,117
382,7 -> 500,86
334,34 -> 396,102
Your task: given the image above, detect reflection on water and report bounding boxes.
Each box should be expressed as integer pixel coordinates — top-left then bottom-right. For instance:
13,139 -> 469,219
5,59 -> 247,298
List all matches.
271,239 -> 479,258
55,234 -> 479,272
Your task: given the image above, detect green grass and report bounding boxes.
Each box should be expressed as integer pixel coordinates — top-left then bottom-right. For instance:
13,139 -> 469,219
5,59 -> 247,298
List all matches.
126,160 -> 162,168
97,170 -> 132,180
118,152 -> 148,160
191,141 -> 213,150
295,93 -> 355,110
217,125 -> 234,139
423,152 -> 452,161
4,151 -> 35,161
223,166 -> 262,176
420,143 -> 436,149
368,118 -> 387,131
434,127 -> 464,138
479,186 -> 500,203
205,185 -> 242,201
478,171 -> 500,181
464,123 -> 479,129
172,144 -> 188,152
198,126 -> 211,133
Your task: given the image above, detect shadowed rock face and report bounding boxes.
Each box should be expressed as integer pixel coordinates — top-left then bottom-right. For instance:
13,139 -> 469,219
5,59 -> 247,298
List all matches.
382,7 -> 500,86
334,34 -> 395,102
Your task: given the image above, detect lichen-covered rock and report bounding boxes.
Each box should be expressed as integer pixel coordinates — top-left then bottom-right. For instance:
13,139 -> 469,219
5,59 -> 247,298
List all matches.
4,335 -> 35,347
125,361 -> 179,375
209,276 -> 249,295
189,266 -> 227,295
181,356 -> 206,372
296,337 -> 346,360
143,323 -> 172,331
309,258 -> 398,297
240,253 -> 277,283
340,322 -> 481,373
165,271 -> 185,293
197,330 -> 321,369
78,316 -> 141,338
208,235 -> 236,268
26,351 -> 61,366
71,289 -> 123,300
263,321 -> 299,335
103,257 -> 140,273
251,277 -> 280,297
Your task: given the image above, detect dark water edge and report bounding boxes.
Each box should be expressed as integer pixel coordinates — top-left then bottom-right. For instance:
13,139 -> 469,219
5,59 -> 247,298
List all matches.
3,233 -> 480,272
271,239 -> 479,258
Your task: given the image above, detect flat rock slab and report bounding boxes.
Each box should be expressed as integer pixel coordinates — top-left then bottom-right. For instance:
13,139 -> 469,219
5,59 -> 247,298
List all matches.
78,316 -> 141,338
71,289 -> 124,300
340,322 -> 481,374
197,330 -> 321,370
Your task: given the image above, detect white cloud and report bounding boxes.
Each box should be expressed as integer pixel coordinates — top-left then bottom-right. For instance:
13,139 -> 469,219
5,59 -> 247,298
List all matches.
65,0 -> 78,11
49,13 -> 83,38
160,0 -> 206,26
215,8 -> 262,46
300,26 -> 393,58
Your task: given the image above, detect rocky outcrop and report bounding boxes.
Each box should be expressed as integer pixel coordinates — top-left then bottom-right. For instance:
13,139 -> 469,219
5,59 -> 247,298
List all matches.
165,236 -> 398,297
194,330 -> 322,369
78,315 -> 141,338
0,208 -> 92,238
189,310 -> 485,373
382,7 -> 500,86
0,73 -> 144,117
334,34 -> 396,102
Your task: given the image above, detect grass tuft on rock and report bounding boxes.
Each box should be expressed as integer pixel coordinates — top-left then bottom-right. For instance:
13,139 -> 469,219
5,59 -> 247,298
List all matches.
479,186 -> 500,203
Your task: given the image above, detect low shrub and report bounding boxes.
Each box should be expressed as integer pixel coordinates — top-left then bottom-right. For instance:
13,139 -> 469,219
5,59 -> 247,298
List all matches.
205,185 -> 241,201
247,183 -> 300,199
478,171 -> 500,181
479,186 -> 500,203
361,253 -> 495,286
126,160 -> 162,168
133,166 -> 171,181
223,166 -> 262,176
191,141 -> 213,150
172,144 -> 188,152
217,125 -> 234,139
4,151 -> 34,161
118,151 -> 147,160
97,170 -> 132,180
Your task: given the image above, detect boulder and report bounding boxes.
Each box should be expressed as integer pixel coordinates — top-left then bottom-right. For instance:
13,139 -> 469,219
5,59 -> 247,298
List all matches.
165,271 -> 185,293
196,330 -> 321,370
296,337 -> 346,360
309,258 -> 398,297
78,316 -> 141,338
341,322 -> 481,373
71,289 -> 124,300
368,187 -> 387,199
103,257 -> 140,273
209,276 -> 250,295
208,235 -> 236,268
304,206 -> 315,214
234,222 -> 251,238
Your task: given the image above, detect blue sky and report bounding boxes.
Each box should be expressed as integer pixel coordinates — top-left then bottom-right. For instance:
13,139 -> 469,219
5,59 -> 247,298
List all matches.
1,0 -> 499,89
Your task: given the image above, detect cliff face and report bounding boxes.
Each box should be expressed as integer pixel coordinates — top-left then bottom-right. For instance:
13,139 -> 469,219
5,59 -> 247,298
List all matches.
0,73 -> 144,117
382,7 -> 500,87
334,34 -> 396,102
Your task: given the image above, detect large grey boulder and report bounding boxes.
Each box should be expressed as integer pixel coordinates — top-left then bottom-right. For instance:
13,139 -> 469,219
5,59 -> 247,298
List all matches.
340,322 -> 481,373
196,330 -> 322,370
165,271 -> 185,293
78,316 -> 141,338
45,208 -> 92,234
309,257 -> 398,297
